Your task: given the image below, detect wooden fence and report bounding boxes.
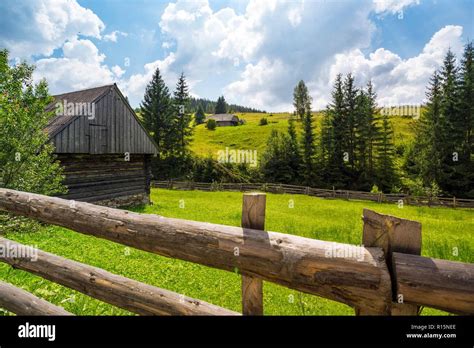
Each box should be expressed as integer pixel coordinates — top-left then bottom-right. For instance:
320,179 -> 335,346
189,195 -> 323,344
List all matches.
0,188 -> 472,316
152,181 -> 474,208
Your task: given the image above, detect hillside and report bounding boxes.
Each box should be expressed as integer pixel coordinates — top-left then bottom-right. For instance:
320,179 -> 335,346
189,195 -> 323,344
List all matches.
191,112 -> 417,158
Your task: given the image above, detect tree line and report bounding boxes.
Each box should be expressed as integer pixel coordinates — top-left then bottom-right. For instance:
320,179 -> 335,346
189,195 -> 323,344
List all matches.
260,43 -> 473,197
189,96 -> 265,115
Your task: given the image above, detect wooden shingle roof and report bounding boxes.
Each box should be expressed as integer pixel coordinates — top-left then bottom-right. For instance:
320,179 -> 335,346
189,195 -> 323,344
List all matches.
44,85 -> 114,137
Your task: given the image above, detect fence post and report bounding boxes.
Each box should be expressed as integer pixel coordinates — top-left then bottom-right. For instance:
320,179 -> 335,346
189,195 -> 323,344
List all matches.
453,196 -> 456,208
356,209 -> 422,315
241,193 -> 266,315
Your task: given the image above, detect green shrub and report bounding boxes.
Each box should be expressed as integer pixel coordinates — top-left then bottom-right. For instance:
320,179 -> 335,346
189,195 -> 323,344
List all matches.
206,119 -> 217,130
259,117 -> 268,126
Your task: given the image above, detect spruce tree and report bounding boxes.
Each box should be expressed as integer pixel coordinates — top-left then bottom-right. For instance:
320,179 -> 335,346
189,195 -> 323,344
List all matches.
301,109 -> 317,185
342,73 -> 358,172
140,67 -> 174,165
215,96 -> 227,114
457,42 -> 474,196
438,49 -> 461,193
287,115 -> 301,183
173,72 -> 193,152
324,74 -> 347,187
406,71 -> 443,187
375,114 -> 398,191
195,104 -> 206,124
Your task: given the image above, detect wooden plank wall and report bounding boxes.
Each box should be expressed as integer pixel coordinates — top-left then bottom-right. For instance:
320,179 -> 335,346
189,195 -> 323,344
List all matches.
56,154 -> 148,202
52,87 -> 156,155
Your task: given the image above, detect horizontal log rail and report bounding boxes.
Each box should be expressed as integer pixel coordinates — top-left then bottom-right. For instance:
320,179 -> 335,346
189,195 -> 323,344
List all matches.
0,188 -> 473,315
0,280 -> 72,316
152,181 -> 474,208
393,252 -> 474,314
0,188 -> 393,314
0,237 -> 238,316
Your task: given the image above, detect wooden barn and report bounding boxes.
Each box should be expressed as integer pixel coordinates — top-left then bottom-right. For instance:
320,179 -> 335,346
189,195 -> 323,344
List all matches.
206,114 -> 240,126
44,84 -> 158,207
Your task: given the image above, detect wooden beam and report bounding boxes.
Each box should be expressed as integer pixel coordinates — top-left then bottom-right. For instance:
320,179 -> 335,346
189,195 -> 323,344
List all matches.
0,189 -> 392,313
393,252 -> 474,314
0,280 -> 72,316
356,209 -> 421,315
241,193 -> 265,315
0,237 -> 238,316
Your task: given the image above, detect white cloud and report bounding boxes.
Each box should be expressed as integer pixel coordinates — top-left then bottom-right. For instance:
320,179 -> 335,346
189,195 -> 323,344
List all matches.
225,58 -> 292,111
156,0 -> 376,110
373,0 -> 420,14
112,65 -> 125,78
103,30 -> 128,42
0,0 -> 104,58
33,39 -> 114,94
120,53 -> 177,106
325,25 -> 465,107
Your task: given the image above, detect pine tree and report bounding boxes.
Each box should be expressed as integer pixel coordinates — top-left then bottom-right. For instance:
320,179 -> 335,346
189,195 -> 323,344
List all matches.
293,80 -> 312,121
287,114 -> 301,183
301,109 -> 317,185
173,72 -> 193,153
375,114 -> 398,191
457,42 -> 474,196
406,71 -> 443,187
195,104 -> 206,124
354,81 -> 380,189
438,49 -> 461,193
215,96 -> 227,114
324,74 -> 347,187
342,73 -> 358,172
140,67 -> 174,164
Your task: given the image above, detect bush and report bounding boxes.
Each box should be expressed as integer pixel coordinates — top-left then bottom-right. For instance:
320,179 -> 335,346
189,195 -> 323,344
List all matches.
206,119 -> 217,130
259,117 -> 268,126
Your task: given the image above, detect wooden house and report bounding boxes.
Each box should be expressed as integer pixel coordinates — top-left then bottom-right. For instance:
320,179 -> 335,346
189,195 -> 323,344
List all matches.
206,114 -> 240,126
44,84 -> 158,207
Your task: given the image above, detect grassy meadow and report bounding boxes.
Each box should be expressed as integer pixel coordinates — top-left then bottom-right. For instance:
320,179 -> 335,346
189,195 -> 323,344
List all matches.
1,188 -> 472,316
191,112 -> 416,158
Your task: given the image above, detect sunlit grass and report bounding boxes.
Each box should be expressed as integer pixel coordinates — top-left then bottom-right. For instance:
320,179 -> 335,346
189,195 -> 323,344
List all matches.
1,188 -> 471,315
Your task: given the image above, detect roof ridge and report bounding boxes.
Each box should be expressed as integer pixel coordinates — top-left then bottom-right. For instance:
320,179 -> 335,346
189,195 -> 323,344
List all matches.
52,84 -> 115,98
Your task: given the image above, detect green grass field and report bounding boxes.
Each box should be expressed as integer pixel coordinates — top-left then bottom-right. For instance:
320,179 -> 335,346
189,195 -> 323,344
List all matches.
191,112 -> 416,158
1,188 -> 472,316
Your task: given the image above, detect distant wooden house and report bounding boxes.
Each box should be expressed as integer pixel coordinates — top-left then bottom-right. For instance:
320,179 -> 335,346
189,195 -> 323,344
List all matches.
44,84 -> 158,207
207,113 -> 239,126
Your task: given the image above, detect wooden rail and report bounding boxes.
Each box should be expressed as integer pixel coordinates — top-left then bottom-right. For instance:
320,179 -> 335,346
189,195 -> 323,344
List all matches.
0,280 -> 73,316
0,188 -> 472,316
152,181 -> 474,208
0,237 -> 238,316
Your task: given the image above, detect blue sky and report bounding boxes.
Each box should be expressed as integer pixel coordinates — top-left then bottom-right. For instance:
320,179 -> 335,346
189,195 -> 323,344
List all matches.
0,0 -> 472,110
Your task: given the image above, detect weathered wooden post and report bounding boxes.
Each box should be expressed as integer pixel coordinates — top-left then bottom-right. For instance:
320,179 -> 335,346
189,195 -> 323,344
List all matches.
356,209 -> 422,315
241,193 -> 266,315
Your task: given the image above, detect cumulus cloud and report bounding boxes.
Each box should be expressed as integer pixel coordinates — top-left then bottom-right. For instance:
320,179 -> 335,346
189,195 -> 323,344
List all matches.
373,0 -> 420,14
120,53 -> 177,105
0,0 -> 104,58
103,30 -> 128,42
325,25 -> 464,107
33,39 -> 114,94
156,0 -> 376,111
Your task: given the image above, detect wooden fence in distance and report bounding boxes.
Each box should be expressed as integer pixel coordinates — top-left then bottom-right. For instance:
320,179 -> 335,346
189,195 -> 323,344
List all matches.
152,181 -> 474,208
0,188 -> 473,316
